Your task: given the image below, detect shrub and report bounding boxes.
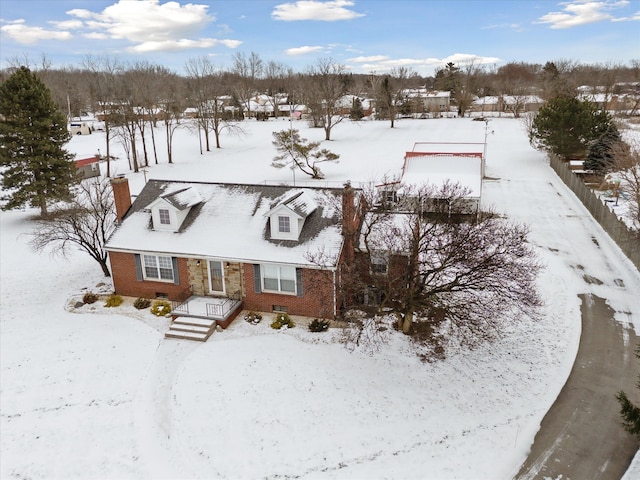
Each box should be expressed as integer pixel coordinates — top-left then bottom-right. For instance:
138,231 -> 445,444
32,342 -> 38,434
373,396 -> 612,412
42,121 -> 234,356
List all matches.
133,297 -> 151,310
104,294 -> 123,308
244,311 -> 263,324
150,300 -> 172,317
83,292 -> 98,304
270,312 -> 294,329
309,318 -> 330,332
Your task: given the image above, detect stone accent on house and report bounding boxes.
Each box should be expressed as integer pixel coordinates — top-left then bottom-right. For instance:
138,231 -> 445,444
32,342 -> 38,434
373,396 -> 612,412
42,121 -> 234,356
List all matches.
187,258 -> 208,296
186,259 -> 243,299
225,262 -> 243,300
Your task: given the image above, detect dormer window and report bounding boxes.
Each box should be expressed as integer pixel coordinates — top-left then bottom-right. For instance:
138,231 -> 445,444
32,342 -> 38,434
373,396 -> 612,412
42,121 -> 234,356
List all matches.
266,190 -> 318,241
278,216 -> 291,233
159,208 -> 171,225
146,186 -> 202,232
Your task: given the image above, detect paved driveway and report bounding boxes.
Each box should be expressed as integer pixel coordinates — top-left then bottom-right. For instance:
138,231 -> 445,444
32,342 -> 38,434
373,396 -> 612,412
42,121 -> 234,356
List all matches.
515,294 -> 640,479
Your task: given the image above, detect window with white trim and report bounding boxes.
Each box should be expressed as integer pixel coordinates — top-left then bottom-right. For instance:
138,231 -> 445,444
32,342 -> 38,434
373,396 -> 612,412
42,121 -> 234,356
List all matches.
262,264 -> 296,294
158,208 -> 171,225
278,215 -> 290,233
143,254 -> 174,281
371,253 -> 388,275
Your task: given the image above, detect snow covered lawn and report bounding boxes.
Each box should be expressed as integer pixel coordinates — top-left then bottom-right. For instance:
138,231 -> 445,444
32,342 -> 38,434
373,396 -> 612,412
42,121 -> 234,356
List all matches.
1,118 -> 639,479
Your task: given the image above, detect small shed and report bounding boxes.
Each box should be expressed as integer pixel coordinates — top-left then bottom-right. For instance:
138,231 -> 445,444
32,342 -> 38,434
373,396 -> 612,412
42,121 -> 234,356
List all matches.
75,156 -> 100,179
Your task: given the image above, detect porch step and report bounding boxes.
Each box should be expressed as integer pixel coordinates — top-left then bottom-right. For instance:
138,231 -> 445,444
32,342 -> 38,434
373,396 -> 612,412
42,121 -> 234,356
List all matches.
165,330 -> 210,342
164,316 -> 217,342
172,317 -> 216,328
169,323 -> 211,334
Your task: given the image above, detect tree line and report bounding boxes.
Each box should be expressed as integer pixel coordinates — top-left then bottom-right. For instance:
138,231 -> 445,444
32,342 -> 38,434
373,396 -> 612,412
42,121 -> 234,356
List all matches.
3,54 -> 639,120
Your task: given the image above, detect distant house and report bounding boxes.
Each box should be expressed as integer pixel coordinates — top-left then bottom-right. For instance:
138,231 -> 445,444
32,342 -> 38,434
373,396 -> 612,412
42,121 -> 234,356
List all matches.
378,143 -> 484,215
105,177 -> 361,339
75,156 -> 100,179
473,95 -> 543,116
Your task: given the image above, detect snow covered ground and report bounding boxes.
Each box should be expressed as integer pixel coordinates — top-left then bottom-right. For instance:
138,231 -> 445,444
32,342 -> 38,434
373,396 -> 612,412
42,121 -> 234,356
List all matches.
1,117 -> 639,479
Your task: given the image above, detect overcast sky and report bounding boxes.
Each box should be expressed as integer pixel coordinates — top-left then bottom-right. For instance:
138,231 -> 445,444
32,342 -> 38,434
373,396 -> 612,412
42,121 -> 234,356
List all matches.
1,0 -> 638,76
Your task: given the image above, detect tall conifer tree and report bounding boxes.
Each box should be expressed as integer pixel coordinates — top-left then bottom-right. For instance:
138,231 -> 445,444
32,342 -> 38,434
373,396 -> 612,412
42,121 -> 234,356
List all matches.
0,66 -> 78,216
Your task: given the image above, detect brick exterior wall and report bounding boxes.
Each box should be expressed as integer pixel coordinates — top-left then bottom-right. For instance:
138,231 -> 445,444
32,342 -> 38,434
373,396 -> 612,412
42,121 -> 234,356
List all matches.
109,251 -> 335,317
242,264 -> 336,318
109,251 -> 191,301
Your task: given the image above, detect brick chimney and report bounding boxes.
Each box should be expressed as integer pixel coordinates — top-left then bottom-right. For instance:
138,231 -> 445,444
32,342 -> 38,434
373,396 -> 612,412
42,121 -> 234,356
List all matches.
111,175 -> 132,221
341,181 -> 359,268
342,181 -> 356,237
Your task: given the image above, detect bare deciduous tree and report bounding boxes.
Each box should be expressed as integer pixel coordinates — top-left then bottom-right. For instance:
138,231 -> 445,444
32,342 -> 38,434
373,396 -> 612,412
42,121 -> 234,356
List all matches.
303,58 -> 349,140
29,178 -> 117,277
344,182 -> 542,348
185,56 -> 243,150
232,51 -> 263,117
371,67 -> 414,127
611,138 -> 640,230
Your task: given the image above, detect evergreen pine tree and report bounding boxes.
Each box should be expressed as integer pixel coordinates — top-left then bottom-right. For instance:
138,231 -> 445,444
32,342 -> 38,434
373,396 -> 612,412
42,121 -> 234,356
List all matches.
350,97 -> 364,120
0,66 -> 78,216
584,123 -> 623,174
616,345 -> 640,438
528,96 -> 611,160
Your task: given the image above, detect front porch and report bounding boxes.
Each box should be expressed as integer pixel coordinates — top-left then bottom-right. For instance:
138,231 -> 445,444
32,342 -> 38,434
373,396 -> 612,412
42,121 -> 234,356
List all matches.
165,296 -> 243,341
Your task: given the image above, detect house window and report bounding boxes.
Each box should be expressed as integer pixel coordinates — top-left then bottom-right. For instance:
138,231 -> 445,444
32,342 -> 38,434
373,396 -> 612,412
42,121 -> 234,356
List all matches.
272,305 -> 288,313
371,253 -> 388,275
278,215 -> 290,233
262,264 -> 296,294
143,254 -> 174,281
159,208 -> 171,225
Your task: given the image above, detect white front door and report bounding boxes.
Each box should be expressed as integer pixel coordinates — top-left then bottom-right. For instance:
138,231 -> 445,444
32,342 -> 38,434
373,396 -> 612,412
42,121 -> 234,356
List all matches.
208,260 -> 225,294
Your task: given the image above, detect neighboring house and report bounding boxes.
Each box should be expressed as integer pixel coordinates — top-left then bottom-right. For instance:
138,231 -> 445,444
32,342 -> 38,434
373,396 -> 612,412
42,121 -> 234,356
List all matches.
105,178 -> 361,337
378,143 -> 484,215
473,95 -> 544,116
75,156 -> 100,179
335,95 -> 374,117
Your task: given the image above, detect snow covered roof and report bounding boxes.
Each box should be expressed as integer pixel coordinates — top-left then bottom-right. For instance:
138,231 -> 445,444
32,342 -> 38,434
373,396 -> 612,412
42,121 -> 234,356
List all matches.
267,190 -> 318,219
106,180 -> 347,267
157,186 -> 202,210
400,153 -> 483,197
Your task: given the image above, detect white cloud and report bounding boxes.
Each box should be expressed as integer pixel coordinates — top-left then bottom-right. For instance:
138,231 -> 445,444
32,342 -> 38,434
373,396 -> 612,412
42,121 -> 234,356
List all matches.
536,0 -> 631,29
68,0 -> 212,42
285,45 -> 325,55
347,55 -> 389,63
64,0 -> 240,53
272,0 -> 365,21
49,19 -> 84,30
129,38 -> 241,53
0,19 -> 72,45
83,32 -> 108,40
441,53 -> 501,66
482,23 -> 523,32
346,53 -> 502,75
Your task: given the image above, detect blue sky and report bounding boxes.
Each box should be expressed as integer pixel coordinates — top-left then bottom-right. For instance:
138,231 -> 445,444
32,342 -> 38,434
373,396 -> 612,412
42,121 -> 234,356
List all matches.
1,0 -> 638,76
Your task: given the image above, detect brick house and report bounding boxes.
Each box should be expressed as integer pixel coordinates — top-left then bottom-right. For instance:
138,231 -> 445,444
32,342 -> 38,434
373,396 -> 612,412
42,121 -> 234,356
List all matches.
106,177 -> 361,338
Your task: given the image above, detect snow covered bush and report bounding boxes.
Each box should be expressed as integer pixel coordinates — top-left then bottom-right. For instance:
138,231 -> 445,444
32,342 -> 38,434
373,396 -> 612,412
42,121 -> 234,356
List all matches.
271,312 -> 294,329
104,294 -> 123,308
83,292 -> 98,304
133,297 -> 151,310
309,318 -> 330,332
150,300 -> 171,317
244,311 -> 263,324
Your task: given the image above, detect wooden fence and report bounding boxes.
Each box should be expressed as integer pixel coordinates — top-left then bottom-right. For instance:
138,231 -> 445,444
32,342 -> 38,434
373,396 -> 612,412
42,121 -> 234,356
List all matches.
548,154 -> 640,271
